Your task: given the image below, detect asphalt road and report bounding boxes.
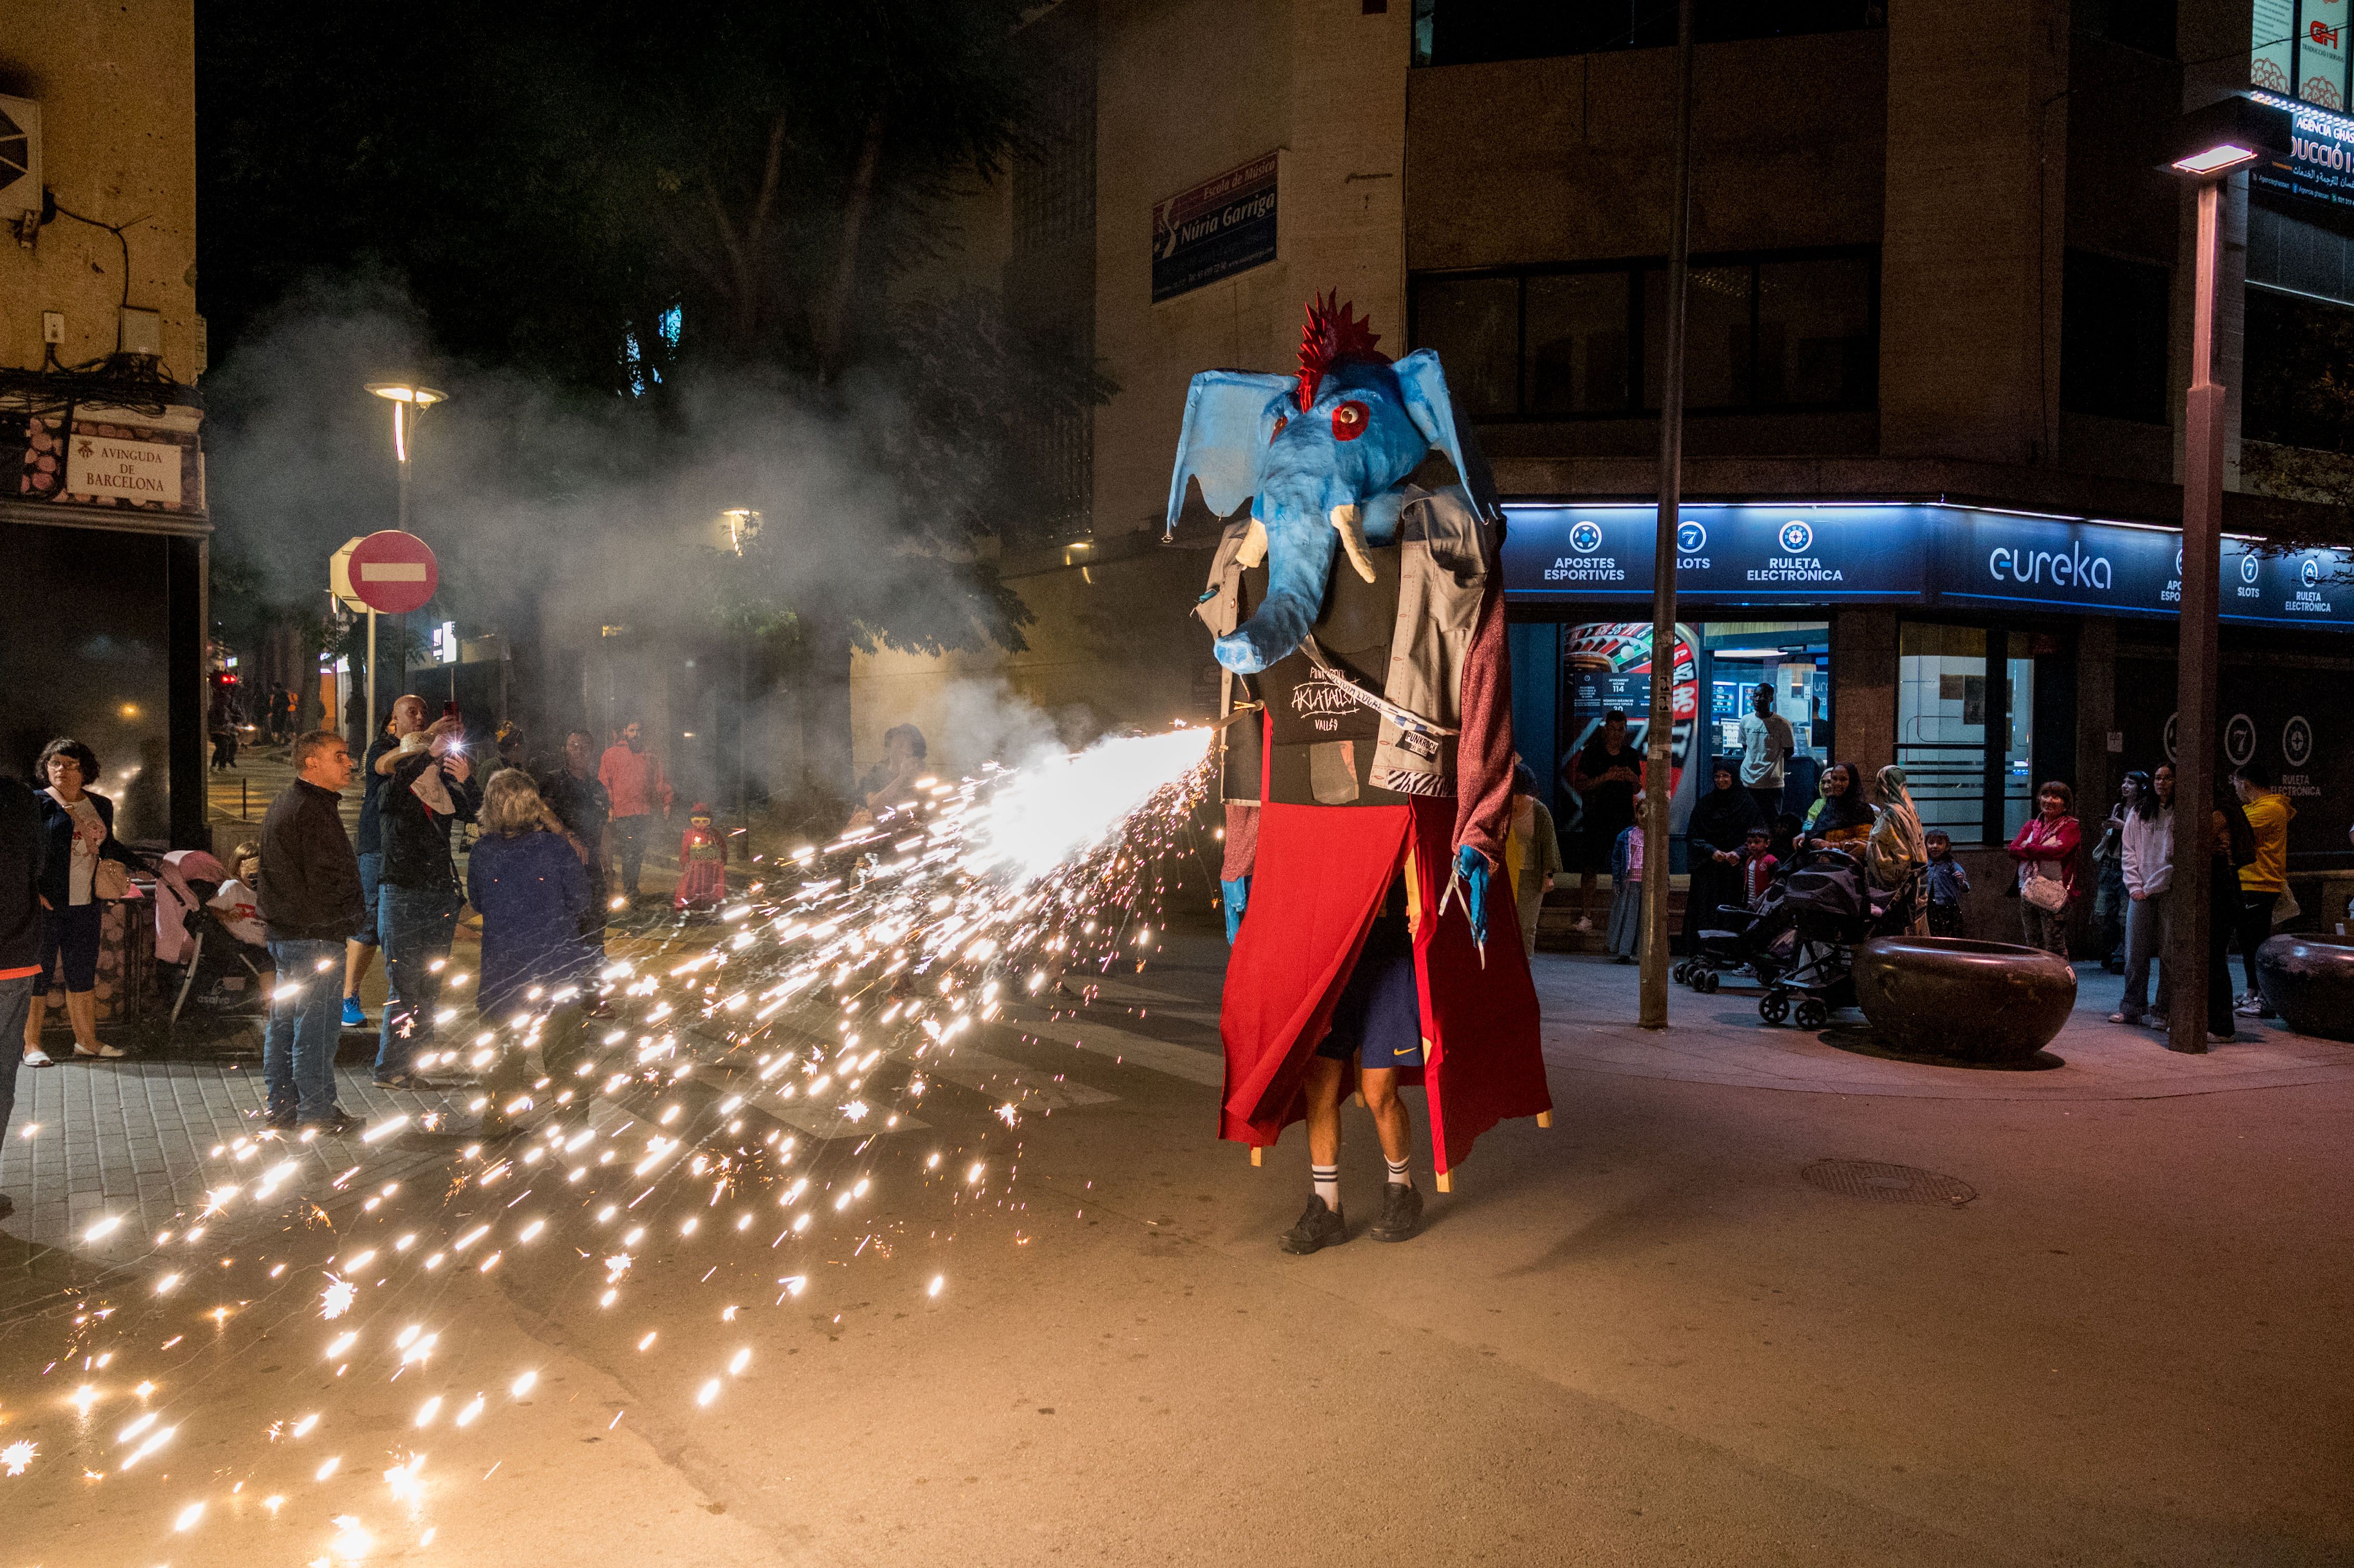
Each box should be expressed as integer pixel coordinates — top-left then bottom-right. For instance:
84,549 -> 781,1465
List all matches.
4,915 -> 2349,1567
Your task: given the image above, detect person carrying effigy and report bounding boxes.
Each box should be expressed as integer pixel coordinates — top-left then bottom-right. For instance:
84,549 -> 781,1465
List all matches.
1170,293 -> 1550,1255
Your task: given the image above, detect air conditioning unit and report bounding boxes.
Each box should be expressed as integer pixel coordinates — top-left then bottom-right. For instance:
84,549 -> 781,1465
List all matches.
0,94 -> 40,231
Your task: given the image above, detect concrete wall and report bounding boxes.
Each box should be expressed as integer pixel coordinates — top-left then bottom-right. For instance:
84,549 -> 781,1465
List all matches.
0,0 -> 201,376
1879,0 -> 2070,468
1091,0 -> 1408,541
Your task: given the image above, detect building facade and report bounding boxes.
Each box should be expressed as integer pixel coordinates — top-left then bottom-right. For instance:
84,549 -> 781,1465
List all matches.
858,0 -> 2354,925
0,0 -> 208,846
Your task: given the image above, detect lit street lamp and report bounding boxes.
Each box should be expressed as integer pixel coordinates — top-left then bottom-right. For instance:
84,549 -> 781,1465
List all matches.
361,380 -> 448,734
2160,97 -> 2288,1054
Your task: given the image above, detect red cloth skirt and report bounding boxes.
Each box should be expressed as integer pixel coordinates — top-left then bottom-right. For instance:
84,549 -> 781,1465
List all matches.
1218,796 -> 1549,1179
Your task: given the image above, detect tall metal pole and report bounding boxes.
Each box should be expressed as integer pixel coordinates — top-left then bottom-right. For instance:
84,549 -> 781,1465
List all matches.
365,609 -> 378,750
2166,178 -> 2224,1054
1640,0 -> 1696,1029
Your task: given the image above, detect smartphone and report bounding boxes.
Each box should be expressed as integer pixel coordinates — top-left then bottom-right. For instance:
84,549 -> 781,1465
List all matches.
443,700 -> 461,722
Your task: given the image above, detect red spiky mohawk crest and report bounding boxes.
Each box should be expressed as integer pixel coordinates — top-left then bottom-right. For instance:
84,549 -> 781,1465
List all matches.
1297,291 -> 1383,407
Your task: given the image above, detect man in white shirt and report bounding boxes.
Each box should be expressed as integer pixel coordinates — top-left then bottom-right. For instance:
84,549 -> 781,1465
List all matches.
1738,683 -> 1794,824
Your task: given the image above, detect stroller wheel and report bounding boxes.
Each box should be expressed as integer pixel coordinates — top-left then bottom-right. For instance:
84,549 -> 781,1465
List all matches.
1702,970 -> 1721,994
1759,992 -> 1791,1025
1672,961 -> 1690,985
1794,998 -> 1830,1030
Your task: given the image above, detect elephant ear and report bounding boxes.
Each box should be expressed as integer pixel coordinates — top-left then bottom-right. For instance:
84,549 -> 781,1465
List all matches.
1164,370 -> 1299,536
1394,349 -> 1500,520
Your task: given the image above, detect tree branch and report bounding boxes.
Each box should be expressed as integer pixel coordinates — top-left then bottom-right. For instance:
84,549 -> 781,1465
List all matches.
816,111 -> 888,384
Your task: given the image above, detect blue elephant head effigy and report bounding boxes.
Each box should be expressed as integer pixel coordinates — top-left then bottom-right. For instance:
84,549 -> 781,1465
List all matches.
1166,293 -> 1497,674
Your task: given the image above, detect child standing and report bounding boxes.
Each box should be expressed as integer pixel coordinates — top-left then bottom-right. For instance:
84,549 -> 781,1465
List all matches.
1738,826 -> 1778,906
1604,821 -> 1644,963
1924,829 -> 1970,937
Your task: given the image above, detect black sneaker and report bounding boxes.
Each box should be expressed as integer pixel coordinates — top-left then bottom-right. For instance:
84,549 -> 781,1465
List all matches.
373,1071 -> 438,1091
266,1108 -> 297,1131
1368,1181 -> 1424,1243
300,1108 -> 359,1135
1278,1195 -> 1347,1255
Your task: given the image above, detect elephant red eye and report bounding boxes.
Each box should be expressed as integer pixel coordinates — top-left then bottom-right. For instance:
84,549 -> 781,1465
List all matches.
1331,401 -> 1369,441
1271,415 -> 1288,440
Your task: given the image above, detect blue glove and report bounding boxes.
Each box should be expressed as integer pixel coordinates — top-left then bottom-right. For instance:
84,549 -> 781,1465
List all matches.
1220,876 -> 1250,944
1456,845 -> 1490,950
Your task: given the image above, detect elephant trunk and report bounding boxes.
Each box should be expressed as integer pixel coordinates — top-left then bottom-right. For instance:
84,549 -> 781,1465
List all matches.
1213,502 -> 1350,674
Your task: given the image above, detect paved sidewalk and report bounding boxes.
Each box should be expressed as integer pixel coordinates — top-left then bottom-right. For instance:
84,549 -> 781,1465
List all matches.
1534,953 -> 2354,1101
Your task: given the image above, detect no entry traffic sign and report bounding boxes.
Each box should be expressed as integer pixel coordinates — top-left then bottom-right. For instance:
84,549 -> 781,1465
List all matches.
343,530 -> 439,615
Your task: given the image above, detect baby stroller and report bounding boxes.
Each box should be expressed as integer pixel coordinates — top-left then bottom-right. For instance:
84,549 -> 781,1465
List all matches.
1750,846 -> 1918,1030
1674,875 -> 1788,994
154,849 -> 271,1041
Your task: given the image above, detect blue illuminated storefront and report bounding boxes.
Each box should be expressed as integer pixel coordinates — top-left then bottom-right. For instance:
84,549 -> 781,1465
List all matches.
1500,502 -> 2354,888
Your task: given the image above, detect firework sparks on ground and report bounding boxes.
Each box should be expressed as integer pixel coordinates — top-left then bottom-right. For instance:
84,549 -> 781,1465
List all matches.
0,727 -> 1215,1555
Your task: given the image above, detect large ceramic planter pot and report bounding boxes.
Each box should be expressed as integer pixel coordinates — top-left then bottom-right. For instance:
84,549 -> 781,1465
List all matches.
1852,936 -> 2077,1063
2256,935 -> 2354,1043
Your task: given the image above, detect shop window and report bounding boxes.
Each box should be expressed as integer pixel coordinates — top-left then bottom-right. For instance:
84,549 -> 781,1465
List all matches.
1898,623 -> 2035,844
2245,284 -> 2354,454
2249,0 -> 2350,110
2059,250 -> 2170,424
1699,622 -> 1831,812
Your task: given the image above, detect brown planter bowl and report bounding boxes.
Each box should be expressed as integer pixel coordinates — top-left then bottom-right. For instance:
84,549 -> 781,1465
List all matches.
1852,936 -> 2078,1063
2255,935 -> 2354,1043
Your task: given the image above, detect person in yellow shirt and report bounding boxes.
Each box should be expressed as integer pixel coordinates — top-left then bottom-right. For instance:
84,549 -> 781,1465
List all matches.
2230,762 -> 2296,1018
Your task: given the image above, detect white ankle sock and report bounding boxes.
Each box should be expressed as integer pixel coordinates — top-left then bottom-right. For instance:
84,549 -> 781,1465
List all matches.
1385,1156 -> 1410,1187
1312,1165 -> 1340,1208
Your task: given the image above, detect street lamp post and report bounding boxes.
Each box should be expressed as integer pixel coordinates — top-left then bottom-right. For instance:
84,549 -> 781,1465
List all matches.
1639,0 -> 1696,1029
363,381 -> 447,739
2160,98 -> 2287,1054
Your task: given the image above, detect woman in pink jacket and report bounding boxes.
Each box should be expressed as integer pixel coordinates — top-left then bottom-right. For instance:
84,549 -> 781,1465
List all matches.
2007,780 -> 2083,957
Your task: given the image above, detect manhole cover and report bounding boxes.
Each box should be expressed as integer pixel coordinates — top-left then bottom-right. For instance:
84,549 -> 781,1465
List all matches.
1800,1159 -> 1977,1207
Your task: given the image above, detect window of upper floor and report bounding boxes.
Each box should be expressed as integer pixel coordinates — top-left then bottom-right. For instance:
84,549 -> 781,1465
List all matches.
1410,0 -> 1882,69
1408,248 -> 1879,419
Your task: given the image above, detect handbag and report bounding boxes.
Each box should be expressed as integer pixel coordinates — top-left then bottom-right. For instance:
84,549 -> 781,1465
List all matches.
93,856 -> 132,901
2022,874 -> 2068,912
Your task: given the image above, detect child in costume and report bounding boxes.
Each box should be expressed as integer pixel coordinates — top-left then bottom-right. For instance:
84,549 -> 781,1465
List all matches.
672,803 -> 726,911
1175,294 -> 1551,1255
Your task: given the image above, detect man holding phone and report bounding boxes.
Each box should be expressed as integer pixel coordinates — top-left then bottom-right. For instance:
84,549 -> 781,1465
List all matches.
373,692 -> 479,1090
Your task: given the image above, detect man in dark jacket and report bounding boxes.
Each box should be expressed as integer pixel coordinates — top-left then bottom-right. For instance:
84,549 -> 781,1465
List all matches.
540,728 -> 612,944
340,701 -> 410,1028
257,731 -> 364,1132
0,773 -> 45,1216
374,708 -> 479,1089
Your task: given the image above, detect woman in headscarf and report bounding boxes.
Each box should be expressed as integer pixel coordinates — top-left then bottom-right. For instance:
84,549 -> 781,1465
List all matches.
1684,759 -> 1764,952
1503,762 -> 1562,961
1799,760 -> 1875,853
1866,764 -> 1929,932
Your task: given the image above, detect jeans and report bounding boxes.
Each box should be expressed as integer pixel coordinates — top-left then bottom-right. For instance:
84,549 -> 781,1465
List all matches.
612,815 -> 652,896
38,901 -> 103,992
2019,902 -> 2070,957
352,851 -> 385,950
377,882 -> 457,1077
2119,889 -> 2168,1017
263,938 -> 345,1123
0,974 -> 29,1143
